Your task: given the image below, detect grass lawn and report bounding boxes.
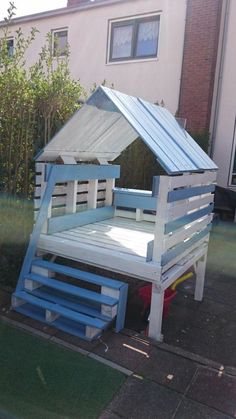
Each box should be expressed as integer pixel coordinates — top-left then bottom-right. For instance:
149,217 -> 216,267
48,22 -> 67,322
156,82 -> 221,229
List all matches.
0,322 -> 125,419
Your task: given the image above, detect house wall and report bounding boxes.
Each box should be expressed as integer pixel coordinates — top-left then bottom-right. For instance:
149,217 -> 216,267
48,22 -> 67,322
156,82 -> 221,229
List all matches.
178,0 -> 223,133
5,0 -> 187,114
212,0 -> 236,189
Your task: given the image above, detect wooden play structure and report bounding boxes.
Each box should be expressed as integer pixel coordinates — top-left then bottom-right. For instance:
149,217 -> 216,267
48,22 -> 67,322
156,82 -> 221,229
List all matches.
12,86 -> 218,341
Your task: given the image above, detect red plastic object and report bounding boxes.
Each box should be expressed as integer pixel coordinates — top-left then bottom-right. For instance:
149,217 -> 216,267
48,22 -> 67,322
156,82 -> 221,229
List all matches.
138,285 -> 177,318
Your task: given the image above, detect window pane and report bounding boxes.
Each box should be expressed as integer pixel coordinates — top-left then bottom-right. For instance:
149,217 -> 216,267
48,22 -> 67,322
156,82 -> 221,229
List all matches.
111,25 -> 133,59
7,39 -> 14,57
53,30 -> 68,56
136,19 -> 159,57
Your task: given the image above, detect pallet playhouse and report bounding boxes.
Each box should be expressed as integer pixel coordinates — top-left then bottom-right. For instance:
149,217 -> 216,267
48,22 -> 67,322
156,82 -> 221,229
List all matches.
12,86 -> 218,342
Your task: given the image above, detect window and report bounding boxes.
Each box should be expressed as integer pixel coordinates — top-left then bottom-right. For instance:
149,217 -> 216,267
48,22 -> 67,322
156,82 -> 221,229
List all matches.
6,38 -> 14,57
229,117 -> 236,186
52,29 -> 68,57
109,15 -> 160,62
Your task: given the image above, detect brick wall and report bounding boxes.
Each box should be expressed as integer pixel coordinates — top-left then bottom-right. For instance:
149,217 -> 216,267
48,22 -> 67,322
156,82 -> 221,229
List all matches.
178,0 -> 223,133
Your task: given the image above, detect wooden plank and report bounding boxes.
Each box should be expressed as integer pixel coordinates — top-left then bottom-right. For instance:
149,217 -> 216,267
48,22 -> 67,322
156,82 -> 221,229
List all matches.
161,246 -> 207,290
87,179 -> 98,209
168,184 -> 215,202
105,178 -> 115,206
45,164 -> 120,183
165,203 -> 214,233
48,206 -> 115,234
65,181 -> 78,214
161,225 -> 211,265
164,214 -> 212,250
115,209 -> 156,222
35,182 -> 106,199
152,177 -> 171,263
114,189 -> 156,210
167,194 -> 214,221
169,171 -> 217,189
162,234 -> 209,273
38,234 -> 162,282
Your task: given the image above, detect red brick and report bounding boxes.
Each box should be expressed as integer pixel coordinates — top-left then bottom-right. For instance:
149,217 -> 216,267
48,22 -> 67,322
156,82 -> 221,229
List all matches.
178,0 -> 223,133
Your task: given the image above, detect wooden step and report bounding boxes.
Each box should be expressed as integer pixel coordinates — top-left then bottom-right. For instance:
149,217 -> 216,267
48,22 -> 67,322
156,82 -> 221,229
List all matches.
12,291 -> 107,340
25,273 -> 118,307
32,259 -> 124,289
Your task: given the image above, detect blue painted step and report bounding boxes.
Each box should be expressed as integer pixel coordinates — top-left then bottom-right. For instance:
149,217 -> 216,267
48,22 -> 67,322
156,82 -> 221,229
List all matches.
30,286 -> 112,321
32,259 -> 124,289
25,272 -> 118,307
13,291 -> 107,330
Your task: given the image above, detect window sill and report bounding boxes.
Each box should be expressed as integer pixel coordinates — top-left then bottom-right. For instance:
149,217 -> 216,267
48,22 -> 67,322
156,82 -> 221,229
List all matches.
106,57 -> 159,66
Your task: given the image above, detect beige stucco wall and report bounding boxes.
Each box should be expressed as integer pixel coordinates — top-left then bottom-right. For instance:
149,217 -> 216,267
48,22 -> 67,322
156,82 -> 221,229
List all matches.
212,0 -> 236,189
6,0 -> 187,114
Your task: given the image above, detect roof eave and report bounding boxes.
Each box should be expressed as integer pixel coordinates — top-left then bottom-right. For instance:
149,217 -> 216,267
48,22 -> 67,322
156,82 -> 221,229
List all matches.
0,0 -> 127,26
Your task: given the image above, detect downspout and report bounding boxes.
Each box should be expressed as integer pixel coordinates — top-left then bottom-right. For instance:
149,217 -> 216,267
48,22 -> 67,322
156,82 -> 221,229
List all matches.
209,0 -> 230,157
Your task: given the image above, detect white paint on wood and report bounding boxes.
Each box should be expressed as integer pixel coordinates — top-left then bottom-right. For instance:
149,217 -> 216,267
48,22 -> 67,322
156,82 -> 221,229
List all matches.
86,326 -> 102,339
65,181 -> 78,214
87,179 -> 98,209
148,284 -> 164,342
25,279 -> 42,291
167,194 -> 214,221
164,214 -> 212,250
169,171 -> 217,189
152,177 -> 171,263
46,309 -> 60,322
105,178 -> 115,206
136,208 -> 144,221
194,251 -> 207,301
11,296 -> 25,308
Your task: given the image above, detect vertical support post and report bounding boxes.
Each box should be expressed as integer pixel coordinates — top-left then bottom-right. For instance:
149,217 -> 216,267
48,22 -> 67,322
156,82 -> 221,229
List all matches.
148,283 -> 164,342
194,252 -> 207,301
65,181 -> 77,214
105,178 -> 115,206
87,179 -> 98,209
136,208 -> 143,221
152,176 -> 171,263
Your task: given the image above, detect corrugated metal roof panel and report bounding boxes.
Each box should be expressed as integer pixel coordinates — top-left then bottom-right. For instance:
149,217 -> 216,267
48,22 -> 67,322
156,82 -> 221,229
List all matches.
37,86 -> 218,174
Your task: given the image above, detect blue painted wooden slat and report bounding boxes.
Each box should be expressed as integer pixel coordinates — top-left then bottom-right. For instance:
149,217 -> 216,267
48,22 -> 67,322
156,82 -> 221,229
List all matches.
48,206 -> 114,234
45,163 -> 120,183
14,291 -> 107,329
32,259 -> 124,289
114,190 -> 156,210
31,288 -> 112,321
115,284 -> 128,333
161,225 -> 211,266
14,304 -> 89,339
27,273 -> 118,306
152,176 -> 160,197
16,166 -> 57,291
165,203 -> 214,234
168,184 -> 215,202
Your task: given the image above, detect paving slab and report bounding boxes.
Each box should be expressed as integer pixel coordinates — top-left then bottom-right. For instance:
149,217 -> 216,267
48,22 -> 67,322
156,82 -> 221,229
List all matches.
107,376 -> 181,419
53,329 -> 101,352
0,290 -> 11,308
187,368 -> 236,417
174,397 -> 233,419
135,346 -> 198,393
93,333 -> 153,371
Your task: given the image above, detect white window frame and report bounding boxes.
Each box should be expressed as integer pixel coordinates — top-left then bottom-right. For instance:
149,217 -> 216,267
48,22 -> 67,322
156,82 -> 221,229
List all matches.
51,28 -> 68,57
107,13 -> 160,64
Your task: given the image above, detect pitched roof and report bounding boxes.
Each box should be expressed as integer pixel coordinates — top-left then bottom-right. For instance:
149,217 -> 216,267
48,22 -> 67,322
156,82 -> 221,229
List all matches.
37,86 -> 218,174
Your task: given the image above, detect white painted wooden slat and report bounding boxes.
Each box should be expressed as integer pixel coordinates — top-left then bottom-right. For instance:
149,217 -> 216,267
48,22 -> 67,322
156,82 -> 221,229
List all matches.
87,179 -> 98,209
35,162 -> 45,173
152,177 -> 171,263
167,194 -> 214,221
162,235 -> 209,273
161,246 -> 208,290
169,171 -> 217,189
38,233 -> 162,282
65,181 -> 77,214
105,178 -> 115,206
115,209 -> 156,223
34,182 -> 106,199
164,215 -> 212,250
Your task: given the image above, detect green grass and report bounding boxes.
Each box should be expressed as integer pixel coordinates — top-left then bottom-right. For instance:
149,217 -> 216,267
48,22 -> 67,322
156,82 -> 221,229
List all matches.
0,322 -> 125,419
